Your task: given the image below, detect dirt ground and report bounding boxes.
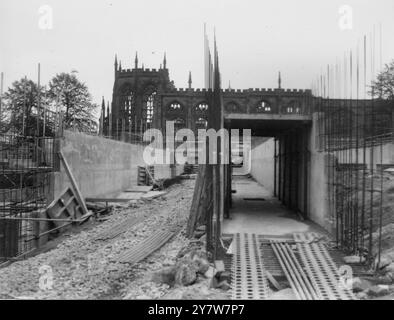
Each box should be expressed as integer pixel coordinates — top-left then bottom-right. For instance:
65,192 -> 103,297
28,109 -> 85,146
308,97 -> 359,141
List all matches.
0,179 -> 225,300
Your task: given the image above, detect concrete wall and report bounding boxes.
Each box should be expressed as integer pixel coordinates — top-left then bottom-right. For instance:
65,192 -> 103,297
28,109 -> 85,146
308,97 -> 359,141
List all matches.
343,142 -> 394,169
308,113 -> 332,233
250,137 -> 275,194
233,138 -> 252,176
53,130 -> 146,199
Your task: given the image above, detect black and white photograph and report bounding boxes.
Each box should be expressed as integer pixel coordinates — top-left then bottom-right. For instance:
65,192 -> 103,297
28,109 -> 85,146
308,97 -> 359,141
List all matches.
1,0 -> 394,308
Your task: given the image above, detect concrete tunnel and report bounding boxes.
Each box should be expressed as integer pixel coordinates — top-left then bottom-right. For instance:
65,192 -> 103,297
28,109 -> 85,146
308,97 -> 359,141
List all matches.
222,113 -> 328,235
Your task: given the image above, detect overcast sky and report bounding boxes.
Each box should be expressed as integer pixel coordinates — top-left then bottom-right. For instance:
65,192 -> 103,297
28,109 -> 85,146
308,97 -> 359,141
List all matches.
1,0 -> 394,107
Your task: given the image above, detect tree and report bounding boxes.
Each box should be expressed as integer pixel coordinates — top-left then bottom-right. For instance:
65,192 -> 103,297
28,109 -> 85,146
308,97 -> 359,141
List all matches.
371,60 -> 394,100
48,72 -> 98,132
2,78 -> 51,136
0,108 -> 6,133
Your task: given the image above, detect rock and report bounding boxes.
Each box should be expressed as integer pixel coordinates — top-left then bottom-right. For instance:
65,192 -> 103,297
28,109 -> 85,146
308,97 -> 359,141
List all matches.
376,274 -> 393,284
268,288 -> 297,300
367,285 -> 390,297
174,262 -> 197,286
191,254 -> 210,275
210,276 -> 219,289
343,255 -> 366,264
214,260 -> 225,275
351,277 -> 372,293
135,294 -> 151,300
218,271 -> 231,283
216,280 -> 231,291
384,263 -> 394,274
375,256 -> 392,270
151,266 -> 177,286
356,291 -> 368,300
204,266 -> 215,278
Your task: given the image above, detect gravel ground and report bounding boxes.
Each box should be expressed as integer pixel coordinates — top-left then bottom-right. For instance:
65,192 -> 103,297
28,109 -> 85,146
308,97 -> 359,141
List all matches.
0,180 -> 196,300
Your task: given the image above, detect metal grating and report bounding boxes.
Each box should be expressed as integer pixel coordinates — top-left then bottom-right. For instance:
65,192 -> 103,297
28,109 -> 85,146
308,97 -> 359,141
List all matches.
271,241 -> 320,300
230,233 -> 270,300
117,227 -> 179,264
94,215 -> 146,241
294,233 -> 356,300
260,242 -> 285,277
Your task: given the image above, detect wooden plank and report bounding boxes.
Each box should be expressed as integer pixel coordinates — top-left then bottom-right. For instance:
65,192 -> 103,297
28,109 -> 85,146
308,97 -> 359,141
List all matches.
58,151 -> 88,214
265,270 -> 283,291
46,187 -> 85,227
186,164 -> 205,237
85,197 -> 132,203
144,166 -> 157,185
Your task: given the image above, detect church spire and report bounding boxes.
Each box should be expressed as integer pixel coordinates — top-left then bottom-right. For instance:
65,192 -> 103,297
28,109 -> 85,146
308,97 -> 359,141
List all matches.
188,71 -> 192,89
135,52 -> 138,69
278,71 -> 282,89
163,52 -> 167,69
114,54 -> 118,73
101,96 -> 105,111
100,97 -> 105,136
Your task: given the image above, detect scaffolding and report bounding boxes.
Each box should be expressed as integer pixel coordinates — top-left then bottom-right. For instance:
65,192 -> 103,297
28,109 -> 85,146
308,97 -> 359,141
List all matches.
317,89 -> 394,266
0,132 -> 57,261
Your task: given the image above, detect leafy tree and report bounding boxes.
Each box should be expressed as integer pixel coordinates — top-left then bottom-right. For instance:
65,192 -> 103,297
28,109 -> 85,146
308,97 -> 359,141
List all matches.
372,60 -> 394,100
48,72 -> 98,132
2,78 -> 51,136
0,107 -> 6,133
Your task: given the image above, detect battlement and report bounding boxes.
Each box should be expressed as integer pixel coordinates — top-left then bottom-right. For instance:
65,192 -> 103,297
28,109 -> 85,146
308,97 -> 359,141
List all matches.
162,87 -> 312,95
222,88 -> 312,94
117,67 -> 165,75
167,88 -> 212,94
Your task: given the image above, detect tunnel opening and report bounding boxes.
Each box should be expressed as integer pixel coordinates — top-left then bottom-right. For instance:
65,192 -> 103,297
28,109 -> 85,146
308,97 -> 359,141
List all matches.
223,117 -> 313,235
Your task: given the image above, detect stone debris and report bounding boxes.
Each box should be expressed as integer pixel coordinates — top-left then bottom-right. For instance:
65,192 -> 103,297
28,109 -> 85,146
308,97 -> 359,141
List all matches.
268,288 -> 297,300
367,285 -> 390,297
151,249 -> 210,287
375,256 -> 392,270
350,277 -> 372,293
343,255 -> 366,264
0,180 -> 206,300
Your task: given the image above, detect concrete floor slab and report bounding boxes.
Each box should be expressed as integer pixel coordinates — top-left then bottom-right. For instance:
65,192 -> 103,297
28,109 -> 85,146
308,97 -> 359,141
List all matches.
223,176 -> 314,236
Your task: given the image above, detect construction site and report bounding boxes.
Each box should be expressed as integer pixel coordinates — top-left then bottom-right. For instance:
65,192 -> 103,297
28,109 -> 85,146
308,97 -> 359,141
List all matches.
1,1 -> 394,302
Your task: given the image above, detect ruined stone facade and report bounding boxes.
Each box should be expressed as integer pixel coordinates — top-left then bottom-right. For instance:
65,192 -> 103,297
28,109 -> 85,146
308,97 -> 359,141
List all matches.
100,54 -> 315,140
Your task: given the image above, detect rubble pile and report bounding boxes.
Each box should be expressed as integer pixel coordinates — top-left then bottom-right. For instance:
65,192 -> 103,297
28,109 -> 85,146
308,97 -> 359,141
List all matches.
0,180 -> 216,299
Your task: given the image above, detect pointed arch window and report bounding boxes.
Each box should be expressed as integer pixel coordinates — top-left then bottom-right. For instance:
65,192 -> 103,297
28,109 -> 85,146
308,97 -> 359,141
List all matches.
285,101 -> 302,114
196,103 -> 209,112
169,102 -> 182,111
256,101 -> 272,113
142,86 -> 157,129
145,92 -> 156,123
